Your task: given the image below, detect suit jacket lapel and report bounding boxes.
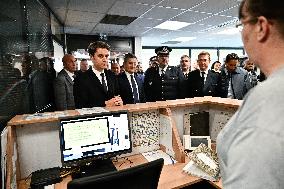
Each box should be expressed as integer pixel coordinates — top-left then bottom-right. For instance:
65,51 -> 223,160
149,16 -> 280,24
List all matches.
88,69 -> 106,94
134,74 -> 142,91
63,70 -> 74,85
122,72 -> 132,93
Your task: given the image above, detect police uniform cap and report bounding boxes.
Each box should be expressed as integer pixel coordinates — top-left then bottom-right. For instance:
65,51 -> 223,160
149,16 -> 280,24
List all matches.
155,46 -> 172,55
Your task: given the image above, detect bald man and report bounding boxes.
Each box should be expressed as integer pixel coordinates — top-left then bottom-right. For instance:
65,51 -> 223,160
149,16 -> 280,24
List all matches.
54,54 -> 76,110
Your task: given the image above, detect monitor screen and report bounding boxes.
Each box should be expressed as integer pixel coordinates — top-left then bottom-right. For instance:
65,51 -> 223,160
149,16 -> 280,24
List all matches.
59,111 -> 131,165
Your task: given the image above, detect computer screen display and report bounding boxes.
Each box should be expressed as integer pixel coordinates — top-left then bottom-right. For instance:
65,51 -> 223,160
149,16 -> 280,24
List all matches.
59,111 -> 131,165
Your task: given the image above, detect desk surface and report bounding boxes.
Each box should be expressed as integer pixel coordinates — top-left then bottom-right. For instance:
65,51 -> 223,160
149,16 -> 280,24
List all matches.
18,154 -> 222,189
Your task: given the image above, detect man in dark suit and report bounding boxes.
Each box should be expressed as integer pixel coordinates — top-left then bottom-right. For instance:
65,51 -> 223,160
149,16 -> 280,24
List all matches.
144,46 -> 184,102
73,41 -> 123,108
180,55 -> 191,79
187,51 -> 221,98
54,54 -> 76,110
117,53 -> 145,104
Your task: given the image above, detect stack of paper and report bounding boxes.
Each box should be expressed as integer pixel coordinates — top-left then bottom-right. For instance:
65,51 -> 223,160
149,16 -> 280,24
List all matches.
183,144 -> 220,181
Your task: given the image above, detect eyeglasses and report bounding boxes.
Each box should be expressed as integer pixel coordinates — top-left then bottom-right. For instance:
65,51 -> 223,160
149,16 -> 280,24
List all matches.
235,17 -> 258,31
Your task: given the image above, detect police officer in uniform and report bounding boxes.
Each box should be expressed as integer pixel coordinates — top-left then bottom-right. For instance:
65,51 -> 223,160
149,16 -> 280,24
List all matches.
144,46 -> 185,102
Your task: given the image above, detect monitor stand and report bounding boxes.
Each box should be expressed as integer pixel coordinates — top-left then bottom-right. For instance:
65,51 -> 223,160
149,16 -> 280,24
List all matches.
72,159 -> 117,179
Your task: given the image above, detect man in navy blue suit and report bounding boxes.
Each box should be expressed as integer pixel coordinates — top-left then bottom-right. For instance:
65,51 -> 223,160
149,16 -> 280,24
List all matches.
117,53 -> 145,104
73,41 -> 123,108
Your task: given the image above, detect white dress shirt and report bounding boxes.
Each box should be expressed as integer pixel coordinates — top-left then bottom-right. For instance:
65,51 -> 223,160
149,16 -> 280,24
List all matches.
92,67 -> 108,91
125,71 -> 140,100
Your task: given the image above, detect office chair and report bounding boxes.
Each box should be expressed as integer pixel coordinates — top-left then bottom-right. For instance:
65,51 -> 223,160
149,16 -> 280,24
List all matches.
67,158 -> 164,189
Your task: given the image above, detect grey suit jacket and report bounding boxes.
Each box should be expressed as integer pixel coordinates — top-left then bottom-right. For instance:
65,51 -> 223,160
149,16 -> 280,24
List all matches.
54,69 -> 75,111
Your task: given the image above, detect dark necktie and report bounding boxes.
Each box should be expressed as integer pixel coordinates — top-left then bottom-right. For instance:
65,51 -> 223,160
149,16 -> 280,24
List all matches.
201,72 -> 205,83
100,73 -> 108,93
184,73 -> 188,78
130,74 -> 139,103
161,69 -> 165,78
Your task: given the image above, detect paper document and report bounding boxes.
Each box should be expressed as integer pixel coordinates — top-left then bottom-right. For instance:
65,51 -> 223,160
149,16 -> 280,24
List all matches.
77,107 -> 109,115
24,111 -> 67,120
142,150 -> 176,165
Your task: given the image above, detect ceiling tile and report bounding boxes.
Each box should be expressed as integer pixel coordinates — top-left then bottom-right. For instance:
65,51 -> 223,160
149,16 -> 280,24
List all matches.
44,0 -> 68,9
108,1 -> 152,17
52,8 -> 67,22
173,10 -> 211,23
142,6 -> 183,20
159,0 -> 202,9
197,15 -> 235,27
127,17 -> 163,29
66,10 -> 105,23
119,0 -> 163,5
68,0 -> 116,13
92,23 -> 126,34
192,0 -> 239,14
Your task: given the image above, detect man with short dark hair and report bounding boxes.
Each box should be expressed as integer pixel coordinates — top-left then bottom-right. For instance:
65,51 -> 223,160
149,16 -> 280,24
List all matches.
73,41 -> 123,108
144,46 -> 184,101
244,59 -> 258,87
217,0 -> 284,188
111,61 -> 120,75
117,53 -> 145,104
219,53 -> 251,100
186,51 -> 221,98
180,55 -> 191,79
79,59 -> 88,72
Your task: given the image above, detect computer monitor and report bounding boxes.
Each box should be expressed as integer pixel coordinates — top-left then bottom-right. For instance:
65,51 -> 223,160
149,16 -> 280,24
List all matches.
59,110 -> 131,174
67,158 -> 164,189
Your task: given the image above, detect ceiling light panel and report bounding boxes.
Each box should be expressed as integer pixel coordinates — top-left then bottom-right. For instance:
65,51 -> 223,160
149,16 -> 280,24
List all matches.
154,21 -> 191,30
108,1 -> 151,17
143,28 -> 172,36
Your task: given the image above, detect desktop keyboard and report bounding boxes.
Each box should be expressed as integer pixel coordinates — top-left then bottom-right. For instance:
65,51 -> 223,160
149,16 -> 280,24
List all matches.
30,167 -> 62,188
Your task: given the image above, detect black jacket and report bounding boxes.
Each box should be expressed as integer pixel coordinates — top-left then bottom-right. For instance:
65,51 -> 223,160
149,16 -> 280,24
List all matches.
187,69 -> 221,98
117,72 -> 145,104
73,68 -> 119,108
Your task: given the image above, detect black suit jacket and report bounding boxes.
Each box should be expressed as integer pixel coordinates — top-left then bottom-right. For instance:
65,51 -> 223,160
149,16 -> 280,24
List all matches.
187,69 -> 221,98
73,68 -> 119,108
117,72 -> 145,104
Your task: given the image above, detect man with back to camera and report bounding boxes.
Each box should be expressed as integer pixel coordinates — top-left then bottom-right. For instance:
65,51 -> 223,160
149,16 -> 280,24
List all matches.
186,51 -> 221,98
73,41 -> 123,108
217,0 -> 284,188
54,54 -> 76,111
117,53 -> 145,104
144,46 -> 184,101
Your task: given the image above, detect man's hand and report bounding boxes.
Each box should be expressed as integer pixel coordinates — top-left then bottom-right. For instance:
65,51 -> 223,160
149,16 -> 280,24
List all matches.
105,96 -> 123,107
